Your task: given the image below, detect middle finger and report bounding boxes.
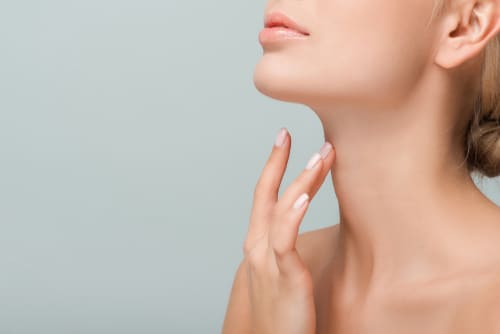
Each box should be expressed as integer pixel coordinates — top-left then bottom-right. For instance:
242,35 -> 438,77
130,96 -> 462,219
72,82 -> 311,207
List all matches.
275,142 -> 334,214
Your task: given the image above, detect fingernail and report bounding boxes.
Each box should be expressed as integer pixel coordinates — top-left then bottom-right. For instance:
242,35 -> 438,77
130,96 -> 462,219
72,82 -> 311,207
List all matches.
305,152 -> 321,170
319,142 -> 333,159
293,193 -> 309,209
274,128 -> 288,147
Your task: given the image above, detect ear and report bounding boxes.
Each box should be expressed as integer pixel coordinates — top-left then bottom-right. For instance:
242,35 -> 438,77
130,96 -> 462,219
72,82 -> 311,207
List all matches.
434,0 -> 500,69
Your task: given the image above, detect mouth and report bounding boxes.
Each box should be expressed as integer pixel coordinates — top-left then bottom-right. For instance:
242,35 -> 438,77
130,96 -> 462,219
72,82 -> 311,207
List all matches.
264,11 -> 310,36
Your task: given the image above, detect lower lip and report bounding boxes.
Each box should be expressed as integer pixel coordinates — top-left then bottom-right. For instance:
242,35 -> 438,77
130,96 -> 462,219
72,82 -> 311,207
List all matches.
258,27 -> 309,44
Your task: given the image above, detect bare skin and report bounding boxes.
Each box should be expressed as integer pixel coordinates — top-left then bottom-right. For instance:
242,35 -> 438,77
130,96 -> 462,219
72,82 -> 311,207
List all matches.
275,137 -> 500,333
303,223 -> 500,333
241,129 -> 336,334
233,127 -> 500,333
242,0 -> 500,332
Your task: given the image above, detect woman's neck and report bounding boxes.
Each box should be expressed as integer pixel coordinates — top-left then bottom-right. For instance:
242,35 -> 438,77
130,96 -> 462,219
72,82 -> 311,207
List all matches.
310,76 -> 500,302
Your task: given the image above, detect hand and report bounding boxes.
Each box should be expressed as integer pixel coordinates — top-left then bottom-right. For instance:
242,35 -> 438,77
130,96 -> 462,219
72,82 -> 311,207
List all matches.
243,128 -> 335,334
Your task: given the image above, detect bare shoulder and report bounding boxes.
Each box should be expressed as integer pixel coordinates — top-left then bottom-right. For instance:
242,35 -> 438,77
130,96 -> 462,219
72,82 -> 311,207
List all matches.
456,274 -> 500,334
472,269 -> 500,332
438,211 -> 500,333
296,224 -> 339,256
449,264 -> 500,333
295,224 -> 340,277
482,276 -> 500,333
221,225 -> 339,333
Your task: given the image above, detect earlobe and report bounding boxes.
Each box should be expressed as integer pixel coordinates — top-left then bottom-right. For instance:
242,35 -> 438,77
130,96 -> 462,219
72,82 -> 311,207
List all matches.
434,0 -> 500,69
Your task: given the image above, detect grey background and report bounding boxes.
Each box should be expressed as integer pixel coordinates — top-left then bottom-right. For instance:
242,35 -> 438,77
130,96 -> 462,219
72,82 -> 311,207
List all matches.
0,1 -> 499,333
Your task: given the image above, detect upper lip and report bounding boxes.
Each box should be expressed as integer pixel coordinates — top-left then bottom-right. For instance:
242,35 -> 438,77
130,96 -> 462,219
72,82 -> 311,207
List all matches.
264,11 -> 310,35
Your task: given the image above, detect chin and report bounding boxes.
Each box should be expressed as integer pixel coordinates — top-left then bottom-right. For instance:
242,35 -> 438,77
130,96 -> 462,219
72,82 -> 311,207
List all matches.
252,55 -> 315,104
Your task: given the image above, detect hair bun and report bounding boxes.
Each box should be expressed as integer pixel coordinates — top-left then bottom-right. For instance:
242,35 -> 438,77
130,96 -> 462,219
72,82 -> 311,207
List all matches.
467,116 -> 500,177
464,31 -> 500,178
478,113 -> 500,125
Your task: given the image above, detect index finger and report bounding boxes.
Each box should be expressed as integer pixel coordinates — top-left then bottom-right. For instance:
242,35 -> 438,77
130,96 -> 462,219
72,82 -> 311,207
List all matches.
252,127 -> 291,212
245,128 -> 291,249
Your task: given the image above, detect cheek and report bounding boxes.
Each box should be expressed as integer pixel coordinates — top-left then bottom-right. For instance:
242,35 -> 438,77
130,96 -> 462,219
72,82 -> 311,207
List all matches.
310,1 -> 434,105
252,1 -> 434,107
315,25 -> 426,104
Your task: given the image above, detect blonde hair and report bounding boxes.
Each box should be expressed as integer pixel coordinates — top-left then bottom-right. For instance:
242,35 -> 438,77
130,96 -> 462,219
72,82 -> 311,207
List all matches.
430,0 -> 500,178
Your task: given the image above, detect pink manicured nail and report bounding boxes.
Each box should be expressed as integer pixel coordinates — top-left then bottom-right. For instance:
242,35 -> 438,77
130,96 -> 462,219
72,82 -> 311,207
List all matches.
319,142 -> 333,159
305,152 -> 321,170
293,193 -> 309,209
274,128 -> 288,147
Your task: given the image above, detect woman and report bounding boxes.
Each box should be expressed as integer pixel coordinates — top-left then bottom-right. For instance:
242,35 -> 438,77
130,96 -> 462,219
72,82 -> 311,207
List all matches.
222,0 -> 500,333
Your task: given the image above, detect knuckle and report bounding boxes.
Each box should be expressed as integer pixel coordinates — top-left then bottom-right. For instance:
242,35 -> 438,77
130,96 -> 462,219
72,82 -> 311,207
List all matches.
271,241 -> 289,261
253,174 -> 274,198
243,240 -> 258,256
253,180 -> 267,199
245,247 -> 267,270
242,237 -> 257,257
289,266 -> 312,287
243,231 -> 268,257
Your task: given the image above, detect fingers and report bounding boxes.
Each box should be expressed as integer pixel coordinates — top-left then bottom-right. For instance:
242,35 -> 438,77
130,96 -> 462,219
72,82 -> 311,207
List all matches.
308,143 -> 336,200
253,128 -> 291,209
246,128 -> 291,252
269,141 -> 335,278
244,125 -> 336,281
269,193 -> 311,279
276,142 -> 334,214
